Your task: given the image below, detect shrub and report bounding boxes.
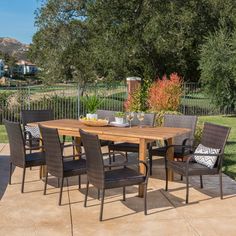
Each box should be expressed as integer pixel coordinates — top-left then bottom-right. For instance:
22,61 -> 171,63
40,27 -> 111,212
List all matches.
124,78 -> 151,112
124,88 -> 143,112
148,73 -> 183,112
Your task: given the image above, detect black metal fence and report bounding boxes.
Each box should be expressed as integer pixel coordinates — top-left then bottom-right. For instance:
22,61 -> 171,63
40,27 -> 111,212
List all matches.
0,82 -> 234,124
0,83 -> 127,123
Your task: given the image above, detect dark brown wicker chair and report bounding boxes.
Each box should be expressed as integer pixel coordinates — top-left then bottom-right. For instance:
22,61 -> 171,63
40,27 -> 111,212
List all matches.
39,125 -> 87,205
96,109 -> 117,122
4,119 -> 46,193
108,113 -> 156,174
165,122 -> 230,203
21,109 -> 54,151
150,114 -> 197,175
80,129 -> 149,221
96,110 -> 117,147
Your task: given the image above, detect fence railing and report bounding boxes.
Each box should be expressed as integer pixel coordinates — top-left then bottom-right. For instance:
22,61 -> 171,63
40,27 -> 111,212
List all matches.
0,82 -> 234,124
0,83 -> 127,123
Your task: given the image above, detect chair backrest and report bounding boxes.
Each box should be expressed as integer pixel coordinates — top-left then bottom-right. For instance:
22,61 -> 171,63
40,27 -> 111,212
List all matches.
4,120 -> 25,167
200,122 -> 230,169
39,125 -> 64,178
201,122 -> 230,151
21,109 -> 54,127
79,129 -> 105,189
96,110 -> 117,122
163,114 -> 198,145
131,113 -> 156,126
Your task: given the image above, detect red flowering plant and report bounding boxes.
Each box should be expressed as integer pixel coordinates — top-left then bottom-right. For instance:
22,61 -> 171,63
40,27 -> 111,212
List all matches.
148,73 -> 183,112
147,73 -> 183,126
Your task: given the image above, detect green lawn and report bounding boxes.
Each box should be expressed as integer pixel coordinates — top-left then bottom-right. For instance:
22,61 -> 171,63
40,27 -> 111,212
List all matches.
1,115 -> 236,179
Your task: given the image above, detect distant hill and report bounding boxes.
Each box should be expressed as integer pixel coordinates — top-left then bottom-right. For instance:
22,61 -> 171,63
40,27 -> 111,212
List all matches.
0,37 -> 29,60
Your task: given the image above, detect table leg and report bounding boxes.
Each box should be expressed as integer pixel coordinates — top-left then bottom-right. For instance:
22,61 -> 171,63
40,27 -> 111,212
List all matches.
138,138 -> 147,197
39,137 -> 46,178
166,138 -> 174,181
74,137 -> 82,159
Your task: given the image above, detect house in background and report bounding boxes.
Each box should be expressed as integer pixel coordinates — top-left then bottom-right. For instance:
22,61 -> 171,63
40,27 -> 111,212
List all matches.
12,60 -> 38,77
0,59 -> 5,77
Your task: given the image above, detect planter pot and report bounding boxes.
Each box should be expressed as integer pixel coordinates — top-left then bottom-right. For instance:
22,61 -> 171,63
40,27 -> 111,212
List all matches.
115,117 -> 125,124
86,113 -> 98,119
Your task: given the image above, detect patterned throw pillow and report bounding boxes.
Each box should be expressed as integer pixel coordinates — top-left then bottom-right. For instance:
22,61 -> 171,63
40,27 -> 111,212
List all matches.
193,144 -> 220,169
25,125 -> 40,139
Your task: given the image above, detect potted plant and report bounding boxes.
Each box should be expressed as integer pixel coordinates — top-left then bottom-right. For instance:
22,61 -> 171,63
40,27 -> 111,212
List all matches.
114,112 -> 125,124
81,95 -> 102,119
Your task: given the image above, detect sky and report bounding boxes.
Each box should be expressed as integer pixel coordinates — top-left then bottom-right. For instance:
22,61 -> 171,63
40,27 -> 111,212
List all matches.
0,0 -> 41,44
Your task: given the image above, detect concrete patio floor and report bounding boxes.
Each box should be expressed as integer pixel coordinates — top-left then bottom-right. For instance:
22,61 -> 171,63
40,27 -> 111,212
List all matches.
1,143 -> 236,236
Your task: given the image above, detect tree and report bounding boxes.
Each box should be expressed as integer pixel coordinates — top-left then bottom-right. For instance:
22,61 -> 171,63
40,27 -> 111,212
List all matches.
29,0 -> 96,85
30,0 -> 236,84
87,0 -> 236,81
199,26 -> 236,112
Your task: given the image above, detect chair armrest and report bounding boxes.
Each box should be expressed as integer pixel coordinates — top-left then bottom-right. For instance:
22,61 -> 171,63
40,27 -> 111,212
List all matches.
25,146 -> 44,151
185,152 -> 224,171
107,151 -> 128,162
24,130 -> 32,139
164,144 -> 192,160
138,160 -> 149,181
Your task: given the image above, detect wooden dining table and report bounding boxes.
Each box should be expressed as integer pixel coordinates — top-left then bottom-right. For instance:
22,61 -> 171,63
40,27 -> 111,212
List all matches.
31,119 -> 190,197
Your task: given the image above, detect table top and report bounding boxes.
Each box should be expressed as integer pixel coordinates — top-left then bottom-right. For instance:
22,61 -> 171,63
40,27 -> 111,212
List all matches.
31,119 -> 190,141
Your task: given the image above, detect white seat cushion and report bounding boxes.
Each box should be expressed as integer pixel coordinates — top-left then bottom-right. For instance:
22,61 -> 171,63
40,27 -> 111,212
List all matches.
193,144 -> 220,169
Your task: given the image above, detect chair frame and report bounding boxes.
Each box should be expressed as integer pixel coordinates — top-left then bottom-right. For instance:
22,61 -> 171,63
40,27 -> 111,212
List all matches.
165,122 -> 230,203
80,129 -> 149,221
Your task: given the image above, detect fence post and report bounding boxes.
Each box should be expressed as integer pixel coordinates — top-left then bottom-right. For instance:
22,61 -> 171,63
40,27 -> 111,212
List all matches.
183,82 -> 186,115
28,86 -> 30,110
77,83 -> 80,119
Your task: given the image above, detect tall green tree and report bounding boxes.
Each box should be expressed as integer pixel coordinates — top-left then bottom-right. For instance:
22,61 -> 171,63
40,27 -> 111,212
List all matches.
199,26 -> 236,112
30,0 -> 236,83
88,0 -> 236,81
29,0 -> 95,85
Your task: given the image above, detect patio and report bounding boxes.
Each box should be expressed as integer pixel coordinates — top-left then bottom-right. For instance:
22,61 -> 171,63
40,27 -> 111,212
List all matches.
1,143 -> 236,236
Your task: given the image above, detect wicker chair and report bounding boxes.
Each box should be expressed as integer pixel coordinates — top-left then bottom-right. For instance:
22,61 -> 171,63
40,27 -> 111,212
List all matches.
39,125 -> 87,205
150,114 -> 197,175
108,113 -> 156,174
96,110 -> 117,147
4,119 -> 46,193
165,122 -> 230,203
21,109 -> 54,151
80,129 -> 149,221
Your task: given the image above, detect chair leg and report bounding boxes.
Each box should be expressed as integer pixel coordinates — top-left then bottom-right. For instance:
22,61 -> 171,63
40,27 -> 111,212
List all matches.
44,171 -> 48,195
180,175 -> 183,181
219,172 -> 223,199
148,151 -> 153,176
72,137 -> 76,160
30,149 -> 32,170
186,174 -> 189,204
113,151 -> 116,162
59,177 -> 64,206
78,175 -> 81,189
84,181 -> 89,207
100,189 -> 105,221
144,184 -> 148,215
108,148 -> 112,165
9,162 -> 12,185
98,189 -> 100,200
165,167 -> 168,191
125,152 -> 128,161
21,167 -> 26,193
200,175 -> 203,188
123,187 -> 126,201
